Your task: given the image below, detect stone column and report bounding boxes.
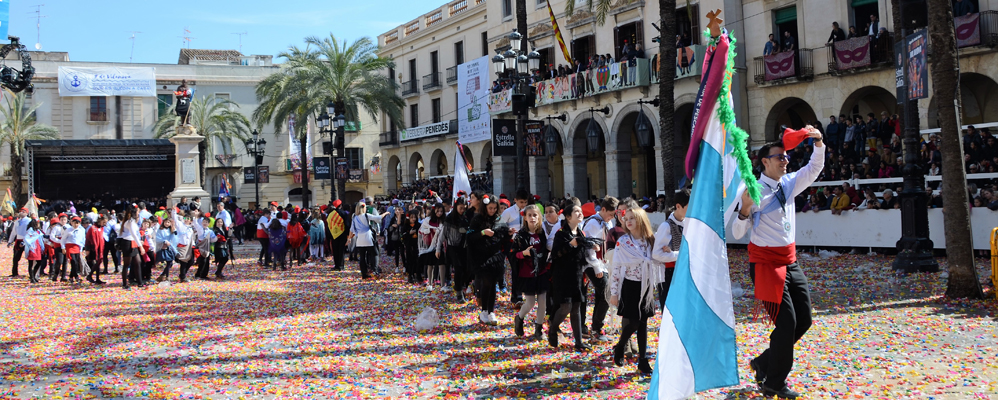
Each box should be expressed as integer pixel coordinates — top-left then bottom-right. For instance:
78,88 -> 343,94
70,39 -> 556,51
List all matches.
562,154 -> 588,199
606,150 -> 632,199
528,156 -> 550,200
492,156 -> 517,197
654,145 -> 667,193
168,125 -> 211,207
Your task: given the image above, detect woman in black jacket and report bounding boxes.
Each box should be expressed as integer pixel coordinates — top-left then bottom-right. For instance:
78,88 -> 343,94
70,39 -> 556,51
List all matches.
444,197 -> 471,302
212,218 -> 230,279
400,209 -> 421,284
467,194 -> 511,325
548,203 -> 592,351
510,204 -> 549,340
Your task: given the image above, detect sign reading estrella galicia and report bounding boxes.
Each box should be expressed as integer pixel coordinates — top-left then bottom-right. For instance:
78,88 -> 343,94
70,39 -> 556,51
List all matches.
400,120 -> 452,141
58,67 -> 157,97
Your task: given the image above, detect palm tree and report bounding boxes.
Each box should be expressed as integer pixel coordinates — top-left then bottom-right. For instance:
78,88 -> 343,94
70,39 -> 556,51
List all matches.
926,0 -> 983,299
565,0 -> 678,205
153,95 -> 252,188
0,90 -> 59,204
254,35 -> 404,202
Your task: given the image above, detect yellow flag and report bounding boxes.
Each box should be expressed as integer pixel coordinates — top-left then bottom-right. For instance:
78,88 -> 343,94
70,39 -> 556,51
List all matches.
1,188 -> 14,216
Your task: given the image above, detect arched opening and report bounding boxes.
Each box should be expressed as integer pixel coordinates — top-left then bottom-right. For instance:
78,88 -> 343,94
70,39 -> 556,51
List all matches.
616,111 -> 658,198
927,73 -> 998,128
573,118 -> 607,198
764,97 -> 818,142
408,152 -> 424,182
546,126 -> 565,199
209,172 -> 236,201
480,142 -> 493,173
287,187 -> 313,206
430,149 -> 448,176
344,190 -> 364,205
386,155 -> 401,194
674,103 -> 695,186
840,86 -> 898,121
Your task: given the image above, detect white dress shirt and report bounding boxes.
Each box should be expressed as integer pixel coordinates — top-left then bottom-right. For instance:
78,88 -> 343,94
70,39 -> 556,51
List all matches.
216,209 -> 233,228
8,216 -> 30,243
61,225 -> 86,248
652,213 -> 686,263
732,145 -> 825,247
498,204 -> 525,231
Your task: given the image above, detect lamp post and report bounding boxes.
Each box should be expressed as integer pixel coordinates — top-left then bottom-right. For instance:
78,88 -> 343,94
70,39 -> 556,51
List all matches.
586,106 -> 611,153
243,130 -> 266,209
635,97 -> 660,148
543,114 -> 567,158
492,29 -> 541,193
318,101 -> 346,204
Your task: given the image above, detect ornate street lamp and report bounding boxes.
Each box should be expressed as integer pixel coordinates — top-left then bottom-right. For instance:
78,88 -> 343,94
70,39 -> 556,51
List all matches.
634,97 -> 660,148
586,106 -> 610,153
544,114 -> 567,157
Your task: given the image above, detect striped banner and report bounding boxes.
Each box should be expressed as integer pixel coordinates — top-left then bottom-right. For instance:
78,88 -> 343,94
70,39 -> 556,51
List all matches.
546,0 -> 574,67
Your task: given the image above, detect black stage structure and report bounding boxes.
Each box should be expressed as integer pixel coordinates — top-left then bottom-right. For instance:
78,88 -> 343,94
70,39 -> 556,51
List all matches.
25,140 -> 176,200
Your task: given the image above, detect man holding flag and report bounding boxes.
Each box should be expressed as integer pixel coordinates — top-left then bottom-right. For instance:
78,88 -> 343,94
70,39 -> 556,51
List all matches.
732,126 -> 822,399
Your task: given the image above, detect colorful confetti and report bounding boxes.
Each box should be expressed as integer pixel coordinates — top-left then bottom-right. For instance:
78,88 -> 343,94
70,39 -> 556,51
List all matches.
0,245 -> 994,399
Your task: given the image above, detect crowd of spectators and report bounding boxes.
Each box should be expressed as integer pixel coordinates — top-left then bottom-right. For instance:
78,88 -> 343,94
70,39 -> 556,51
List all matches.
389,172 -> 494,204
491,40 -> 646,94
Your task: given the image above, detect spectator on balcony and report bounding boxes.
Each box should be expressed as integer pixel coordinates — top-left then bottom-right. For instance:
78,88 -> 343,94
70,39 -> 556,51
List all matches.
867,148 -> 882,171
826,22 -> 847,44
878,112 -> 894,147
848,26 -> 861,39
963,125 -> 980,150
876,27 -> 889,41
782,31 -> 796,52
865,113 -> 880,151
881,189 -> 899,209
983,136 -> 998,161
764,34 -> 777,56
843,117 -> 856,151
853,115 -> 867,155
889,134 -> 902,155
855,188 -> 882,210
868,15 -> 880,36
878,161 -> 896,178
825,115 -> 841,152
955,0 -> 976,17
843,182 -> 861,205
830,186 -> 852,215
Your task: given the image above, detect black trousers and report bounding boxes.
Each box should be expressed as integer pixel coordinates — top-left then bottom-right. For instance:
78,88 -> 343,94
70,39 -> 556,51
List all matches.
357,247 -> 376,278
11,240 -> 23,275
448,246 -> 469,293
258,237 -> 271,265
68,253 -> 82,279
332,237 -> 347,270
86,253 -> 102,281
195,255 -> 211,278
552,301 -> 584,346
103,243 -> 120,272
476,273 -> 500,313
582,268 -> 610,333
51,251 -> 66,280
657,267 -> 676,310
749,262 -> 813,390
178,257 -> 196,280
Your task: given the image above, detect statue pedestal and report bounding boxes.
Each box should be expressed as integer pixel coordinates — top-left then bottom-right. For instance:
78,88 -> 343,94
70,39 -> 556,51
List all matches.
168,125 -> 211,207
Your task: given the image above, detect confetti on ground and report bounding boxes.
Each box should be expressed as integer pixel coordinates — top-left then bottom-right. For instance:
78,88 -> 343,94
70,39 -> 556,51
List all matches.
0,245 -> 995,399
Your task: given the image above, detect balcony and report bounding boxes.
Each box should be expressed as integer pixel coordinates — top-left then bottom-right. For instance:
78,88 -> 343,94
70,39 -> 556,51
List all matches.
449,0 -> 468,16
753,48 -> 814,86
87,108 -> 108,123
422,72 -> 442,91
826,34 -> 895,76
401,79 -> 419,98
651,44 -> 707,83
379,131 -> 398,146
446,66 -> 458,85
956,11 -> 998,49
496,58 -> 651,113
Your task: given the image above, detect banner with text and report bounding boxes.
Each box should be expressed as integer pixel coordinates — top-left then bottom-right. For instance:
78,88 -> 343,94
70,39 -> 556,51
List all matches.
906,30 -> 928,101
335,158 -> 349,180
313,157 -> 331,179
492,119 -> 517,157
458,55 -> 492,144
525,121 -> 544,156
244,167 -> 256,183
400,120 -> 451,141
58,67 -> 157,97
257,166 -> 270,183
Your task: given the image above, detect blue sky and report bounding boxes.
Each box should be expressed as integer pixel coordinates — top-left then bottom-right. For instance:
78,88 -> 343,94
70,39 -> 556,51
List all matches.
4,0 -> 442,63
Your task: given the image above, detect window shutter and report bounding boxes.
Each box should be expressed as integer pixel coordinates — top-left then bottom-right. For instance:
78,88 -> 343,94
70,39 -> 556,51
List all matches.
774,6 -> 797,25
636,20 -> 644,50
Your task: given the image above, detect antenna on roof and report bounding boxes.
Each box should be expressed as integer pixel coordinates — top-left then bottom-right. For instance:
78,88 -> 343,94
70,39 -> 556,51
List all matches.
27,4 -> 47,50
232,31 -> 248,53
128,32 -> 142,63
179,26 -> 196,49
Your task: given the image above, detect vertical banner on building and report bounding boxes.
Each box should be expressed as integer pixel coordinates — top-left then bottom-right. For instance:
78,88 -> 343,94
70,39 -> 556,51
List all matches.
335,157 -> 349,180
244,167 -> 256,183
458,55 -> 492,144
894,41 -> 905,104
257,166 -> 270,183
492,119 -> 517,157
906,30 -> 929,101
524,120 -> 545,156
287,114 -> 312,170
0,1 -> 10,40
314,157 -> 331,179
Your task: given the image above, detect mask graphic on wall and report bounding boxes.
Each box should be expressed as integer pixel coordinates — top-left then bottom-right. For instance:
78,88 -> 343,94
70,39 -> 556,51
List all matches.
956,13 -> 981,47
764,51 -> 795,80
833,37 -> 871,69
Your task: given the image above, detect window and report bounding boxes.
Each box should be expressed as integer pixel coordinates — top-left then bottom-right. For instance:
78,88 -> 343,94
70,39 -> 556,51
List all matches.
676,5 -> 701,46
410,104 -> 419,128
482,32 -> 489,56
502,0 -> 512,17
89,96 -> 107,122
851,0 -> 880,36
614,21 -> 643,60
431,51 -> 439,74
571,36 -> 595,67
157,94 -> 172,119
432,98 -> 441,123
455,41 -> 464,65
409,59 -> 417,82
773,6 -> 799,52
346,148 -> 364,170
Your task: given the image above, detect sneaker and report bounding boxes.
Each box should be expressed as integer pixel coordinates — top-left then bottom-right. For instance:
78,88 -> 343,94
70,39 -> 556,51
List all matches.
487,312 -> 499,326
761,384 -> 800,399
479,311 -> 489,324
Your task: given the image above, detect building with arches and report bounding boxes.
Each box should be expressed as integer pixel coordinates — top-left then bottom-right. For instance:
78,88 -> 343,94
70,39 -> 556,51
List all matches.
378,0 -> 997,201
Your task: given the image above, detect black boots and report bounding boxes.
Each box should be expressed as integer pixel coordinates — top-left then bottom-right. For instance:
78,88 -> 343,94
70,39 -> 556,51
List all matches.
531,323 -> 543,341
514,315 -> 524,337
638,358 -> 652,374
613,343 -> 625,366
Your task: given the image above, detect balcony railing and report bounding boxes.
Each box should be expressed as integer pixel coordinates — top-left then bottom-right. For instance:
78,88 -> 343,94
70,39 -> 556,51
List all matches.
401,79 -> 419,97
826,33 -> 895,75
426,11 -> 443,28
422,72 -> 442,91
651,44 -> 707,83
446,66 -> 458,85
87,108 -> 108,122
385,31 -> 399,45
379,131 -> 398,146
753,48 -> 814,86
449,0 -> 468,16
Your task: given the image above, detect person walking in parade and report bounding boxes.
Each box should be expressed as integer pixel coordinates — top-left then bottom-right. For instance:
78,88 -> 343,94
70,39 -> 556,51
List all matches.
733,126 -> 824,399
510,204 -> 549,340
548,203 -> 595,351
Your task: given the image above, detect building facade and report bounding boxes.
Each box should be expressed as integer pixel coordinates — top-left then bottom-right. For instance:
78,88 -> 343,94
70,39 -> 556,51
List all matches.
0,49 -> 385,207
381,0 -> 996,201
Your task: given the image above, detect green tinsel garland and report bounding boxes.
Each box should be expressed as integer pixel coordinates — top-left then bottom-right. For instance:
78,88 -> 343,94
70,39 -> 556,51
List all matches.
705,29 -> 761,204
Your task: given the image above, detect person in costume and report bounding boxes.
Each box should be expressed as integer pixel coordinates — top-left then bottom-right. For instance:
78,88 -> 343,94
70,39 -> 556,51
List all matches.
60,216 -> 87,283
609,206 -> 670,374
733,126 -> 823,400
443,197 -> 471,302
154,215 -> 178,282
467,194 -> 511,326
510,204 -> 549,340
581,196 -> 617,342
652,189 -> 690,308
175,80 -> 193,125
548,203 -> 595,351
23,219 -> 45,283
119,205 -> 145,290
85,216 -> 107,284
212,218 -> 230,279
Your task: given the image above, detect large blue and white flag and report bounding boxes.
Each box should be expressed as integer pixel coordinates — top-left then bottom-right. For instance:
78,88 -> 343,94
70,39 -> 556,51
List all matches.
0,1 -> 9,41
648,30 -> 758,400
